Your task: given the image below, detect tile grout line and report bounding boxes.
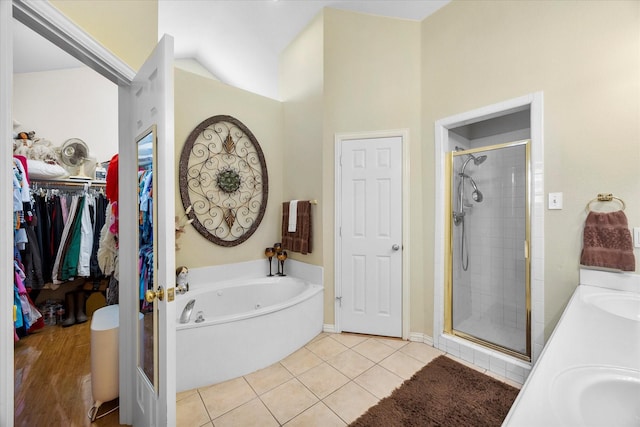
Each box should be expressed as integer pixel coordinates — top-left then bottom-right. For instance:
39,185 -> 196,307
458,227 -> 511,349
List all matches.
305,335 -> 418,425
196,388 -> 213,426
183,335 -> 514,426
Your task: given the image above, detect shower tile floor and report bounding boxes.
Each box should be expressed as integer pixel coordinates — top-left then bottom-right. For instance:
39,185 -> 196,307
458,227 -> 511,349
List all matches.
176,332 -> 522,426
456,316 -> 526,354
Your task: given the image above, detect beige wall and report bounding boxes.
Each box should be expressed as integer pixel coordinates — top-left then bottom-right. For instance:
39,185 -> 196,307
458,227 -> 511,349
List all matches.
280,13 -> 324,267
323,9 -> 423,331
421,0 -> 640,338
51,0 -> 157,71
174,68 -> 284,268
280,8 -> 423,328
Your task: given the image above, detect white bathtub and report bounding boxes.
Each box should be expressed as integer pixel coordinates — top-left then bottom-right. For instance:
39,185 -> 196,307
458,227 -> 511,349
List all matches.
175,275 -> 323,392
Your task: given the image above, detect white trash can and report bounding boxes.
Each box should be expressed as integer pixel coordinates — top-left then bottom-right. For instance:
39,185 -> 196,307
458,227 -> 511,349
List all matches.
89,304 -> 119,421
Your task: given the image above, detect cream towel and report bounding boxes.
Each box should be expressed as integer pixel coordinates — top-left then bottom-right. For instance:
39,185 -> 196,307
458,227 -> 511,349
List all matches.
288,200 -> 298,232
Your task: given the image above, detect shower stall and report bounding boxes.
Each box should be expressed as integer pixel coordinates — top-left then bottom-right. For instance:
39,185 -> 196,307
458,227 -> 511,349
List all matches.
446,140 -> 531,360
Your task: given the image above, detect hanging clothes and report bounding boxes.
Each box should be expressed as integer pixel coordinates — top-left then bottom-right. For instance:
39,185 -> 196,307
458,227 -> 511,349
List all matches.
12,157 -> 40,340
77,195 -> 95,277
49,195 -> 65,278
139,244 -> 154,312
21,224 -> 44,289
51,195 -> 80,284
137,168 -> 154,311
90,194 -> 106,277
25,187 -> 108,288
10,165 -> 109,338
60,196 -> 86,281
14,260 -> 43,339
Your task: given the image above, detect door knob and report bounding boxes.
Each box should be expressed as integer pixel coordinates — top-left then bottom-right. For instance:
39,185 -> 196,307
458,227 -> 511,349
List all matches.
145,286 -> 164,303
392,244 -> 400,251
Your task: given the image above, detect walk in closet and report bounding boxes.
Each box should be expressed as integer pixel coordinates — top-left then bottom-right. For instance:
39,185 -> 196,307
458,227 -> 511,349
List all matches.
11,17 -> 120,425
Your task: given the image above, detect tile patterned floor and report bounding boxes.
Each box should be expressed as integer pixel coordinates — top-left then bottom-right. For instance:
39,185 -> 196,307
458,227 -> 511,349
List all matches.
176,333 -> 521,426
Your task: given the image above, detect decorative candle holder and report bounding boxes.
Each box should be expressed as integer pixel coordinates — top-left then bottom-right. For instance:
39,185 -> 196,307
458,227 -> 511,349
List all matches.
264,247 -> 275,276
274,242 -> 282,252
276,250 -> 288,276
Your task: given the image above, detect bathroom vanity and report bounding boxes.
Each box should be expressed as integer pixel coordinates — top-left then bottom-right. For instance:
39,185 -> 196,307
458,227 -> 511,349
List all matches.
503,268 -> 640,426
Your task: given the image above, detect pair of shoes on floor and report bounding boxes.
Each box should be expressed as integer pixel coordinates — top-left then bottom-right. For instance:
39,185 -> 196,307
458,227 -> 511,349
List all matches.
62,291 -> 88,327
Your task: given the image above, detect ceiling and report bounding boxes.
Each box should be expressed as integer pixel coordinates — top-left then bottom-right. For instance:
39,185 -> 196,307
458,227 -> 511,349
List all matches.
13,18 -> 83,73
14,0 -> 450,100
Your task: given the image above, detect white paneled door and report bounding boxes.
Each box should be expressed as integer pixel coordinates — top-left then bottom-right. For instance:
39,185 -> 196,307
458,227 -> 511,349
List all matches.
339,136 -> 403,337
122,35 -> 176,427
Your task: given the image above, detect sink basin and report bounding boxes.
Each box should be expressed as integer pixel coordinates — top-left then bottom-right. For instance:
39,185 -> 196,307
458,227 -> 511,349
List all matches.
551,366 -> 640,426
583,292 -> 640,321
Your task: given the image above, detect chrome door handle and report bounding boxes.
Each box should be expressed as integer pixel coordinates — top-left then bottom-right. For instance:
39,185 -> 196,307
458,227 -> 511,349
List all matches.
392,244 -> 400,251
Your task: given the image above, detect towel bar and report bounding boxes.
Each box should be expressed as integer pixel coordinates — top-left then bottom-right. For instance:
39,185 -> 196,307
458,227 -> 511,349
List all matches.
585,193 -> 625,212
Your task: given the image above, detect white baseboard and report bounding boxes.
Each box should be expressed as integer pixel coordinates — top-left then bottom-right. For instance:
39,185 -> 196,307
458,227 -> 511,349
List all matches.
325,326 -> 435,346
409,332 -> 434,346
323,324 -> 337,333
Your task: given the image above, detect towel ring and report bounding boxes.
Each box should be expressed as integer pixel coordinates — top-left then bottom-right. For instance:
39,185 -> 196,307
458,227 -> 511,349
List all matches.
585,193 -> 625,212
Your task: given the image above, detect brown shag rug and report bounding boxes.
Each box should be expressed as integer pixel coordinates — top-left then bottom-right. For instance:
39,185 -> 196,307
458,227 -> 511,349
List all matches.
350,355 -> 519,427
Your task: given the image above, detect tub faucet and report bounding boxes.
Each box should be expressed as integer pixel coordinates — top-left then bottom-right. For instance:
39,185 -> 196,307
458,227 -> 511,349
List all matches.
180,299 -> 196,324
176,265 -> 189,294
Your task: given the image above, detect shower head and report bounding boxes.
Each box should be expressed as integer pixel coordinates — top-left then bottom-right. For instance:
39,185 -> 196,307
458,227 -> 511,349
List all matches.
468,177 -> 484,202
472,189 -> 483,202
454,146 -> 488,165
458,149 -> 488,175
472,154 -> 487,166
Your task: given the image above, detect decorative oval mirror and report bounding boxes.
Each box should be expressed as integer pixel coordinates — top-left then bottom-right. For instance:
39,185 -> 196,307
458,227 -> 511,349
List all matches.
179,115 -> 268,246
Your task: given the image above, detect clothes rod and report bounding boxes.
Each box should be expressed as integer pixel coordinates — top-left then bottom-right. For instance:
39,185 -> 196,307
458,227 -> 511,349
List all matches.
31,178 -> 106,188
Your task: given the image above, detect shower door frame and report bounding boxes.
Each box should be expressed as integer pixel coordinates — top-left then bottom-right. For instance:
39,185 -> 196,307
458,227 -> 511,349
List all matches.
445,139 -> 532,362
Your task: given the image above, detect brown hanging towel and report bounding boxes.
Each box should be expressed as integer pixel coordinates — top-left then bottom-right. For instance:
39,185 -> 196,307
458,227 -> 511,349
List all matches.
580,210 -> 635,271
282,201 -> 312,254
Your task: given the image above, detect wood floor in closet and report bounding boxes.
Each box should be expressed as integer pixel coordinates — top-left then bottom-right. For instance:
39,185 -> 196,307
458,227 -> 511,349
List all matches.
14,317 -> 124,426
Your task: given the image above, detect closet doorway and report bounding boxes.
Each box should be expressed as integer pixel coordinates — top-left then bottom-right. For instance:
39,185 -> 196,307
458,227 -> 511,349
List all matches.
11,17 -> 120,426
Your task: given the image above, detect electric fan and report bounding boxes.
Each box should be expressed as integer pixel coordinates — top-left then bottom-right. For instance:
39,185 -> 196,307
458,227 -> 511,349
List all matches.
59,138 -> 92,180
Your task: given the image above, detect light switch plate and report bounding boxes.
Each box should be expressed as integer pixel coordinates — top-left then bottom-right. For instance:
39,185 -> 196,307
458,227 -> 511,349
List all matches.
548,192 -> 563,210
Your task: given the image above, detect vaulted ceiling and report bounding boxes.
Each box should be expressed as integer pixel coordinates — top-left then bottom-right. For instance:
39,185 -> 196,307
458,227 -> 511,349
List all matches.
159,1 -> 449,99
14,1 -> 450,100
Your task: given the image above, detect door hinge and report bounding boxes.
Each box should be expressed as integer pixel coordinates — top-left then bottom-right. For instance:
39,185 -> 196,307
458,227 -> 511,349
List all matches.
336,296 -> 342,307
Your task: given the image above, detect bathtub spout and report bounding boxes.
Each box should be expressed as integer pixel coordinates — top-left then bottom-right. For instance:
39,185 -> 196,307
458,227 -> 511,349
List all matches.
180,299 -> 196,324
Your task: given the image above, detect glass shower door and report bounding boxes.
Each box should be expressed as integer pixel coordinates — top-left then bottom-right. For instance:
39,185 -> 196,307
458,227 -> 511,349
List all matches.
448,140 -> 530,360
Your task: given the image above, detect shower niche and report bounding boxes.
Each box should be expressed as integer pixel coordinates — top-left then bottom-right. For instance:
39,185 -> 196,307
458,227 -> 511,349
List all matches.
445,108 -> 531,361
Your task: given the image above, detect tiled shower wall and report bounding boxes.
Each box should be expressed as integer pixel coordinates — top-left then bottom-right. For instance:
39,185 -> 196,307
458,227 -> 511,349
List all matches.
434,94 -> 545,384
452,144 -> 527,351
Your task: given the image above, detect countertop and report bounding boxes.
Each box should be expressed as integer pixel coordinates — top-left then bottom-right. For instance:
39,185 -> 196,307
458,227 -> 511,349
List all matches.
503,269 -> 640,426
